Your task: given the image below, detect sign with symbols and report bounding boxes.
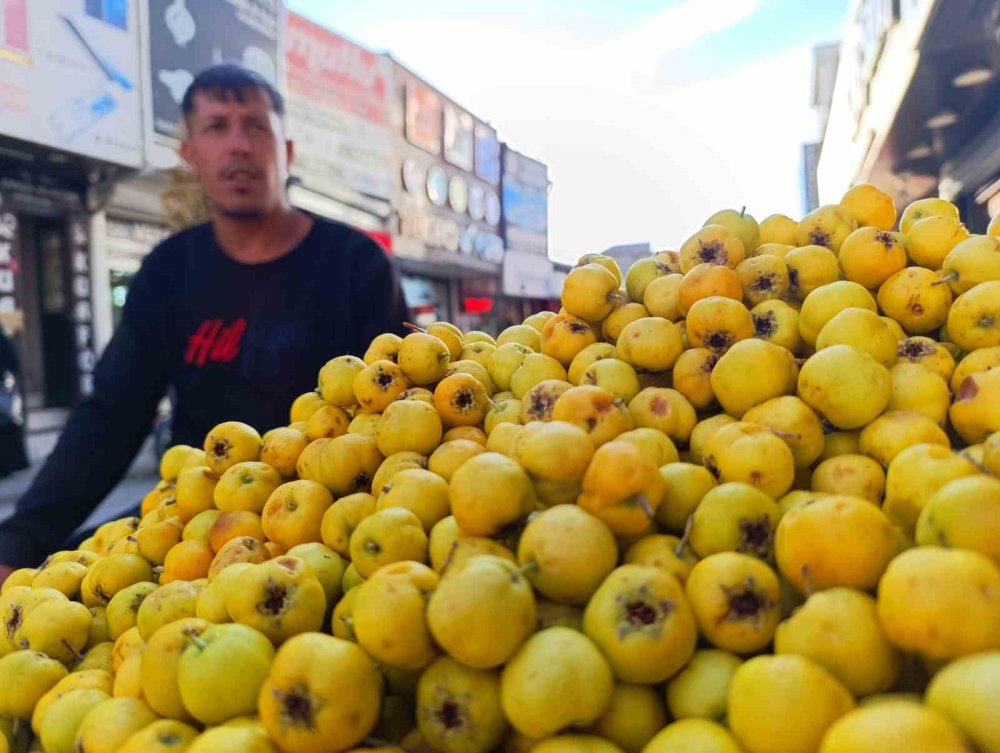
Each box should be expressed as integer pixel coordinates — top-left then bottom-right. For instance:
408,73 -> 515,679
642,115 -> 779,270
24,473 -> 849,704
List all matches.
68,217 -> 95,397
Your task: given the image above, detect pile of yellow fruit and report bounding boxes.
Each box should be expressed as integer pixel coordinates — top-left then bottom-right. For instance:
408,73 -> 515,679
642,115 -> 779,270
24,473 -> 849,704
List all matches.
1,186 -> 999,753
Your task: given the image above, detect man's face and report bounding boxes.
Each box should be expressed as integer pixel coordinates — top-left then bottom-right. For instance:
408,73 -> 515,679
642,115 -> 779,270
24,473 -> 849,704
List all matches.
180,89 -> 292,219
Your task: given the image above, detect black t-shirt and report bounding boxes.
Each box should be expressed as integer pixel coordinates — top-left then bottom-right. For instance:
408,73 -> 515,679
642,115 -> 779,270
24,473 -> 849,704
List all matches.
0,216 -> 408,566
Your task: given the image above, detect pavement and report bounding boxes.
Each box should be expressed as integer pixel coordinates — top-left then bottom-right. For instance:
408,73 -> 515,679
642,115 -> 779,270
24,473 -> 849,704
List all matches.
0,430 -> 162,534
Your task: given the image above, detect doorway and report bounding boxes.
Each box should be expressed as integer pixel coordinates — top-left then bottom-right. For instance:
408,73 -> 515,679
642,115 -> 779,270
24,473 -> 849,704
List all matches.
19,216 -> 75,408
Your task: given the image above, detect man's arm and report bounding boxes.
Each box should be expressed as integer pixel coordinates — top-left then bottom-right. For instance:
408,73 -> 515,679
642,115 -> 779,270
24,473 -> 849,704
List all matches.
0,250 -> 173,568
351,236 -> 410,354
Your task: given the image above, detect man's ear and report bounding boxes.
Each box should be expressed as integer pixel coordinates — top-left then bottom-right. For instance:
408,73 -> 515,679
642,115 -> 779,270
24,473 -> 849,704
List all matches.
179,137 -> 194,169
285,138 -> 295,168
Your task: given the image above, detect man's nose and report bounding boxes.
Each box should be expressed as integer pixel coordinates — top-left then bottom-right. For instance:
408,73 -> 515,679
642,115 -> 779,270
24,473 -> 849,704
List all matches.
226,125 -> 253,154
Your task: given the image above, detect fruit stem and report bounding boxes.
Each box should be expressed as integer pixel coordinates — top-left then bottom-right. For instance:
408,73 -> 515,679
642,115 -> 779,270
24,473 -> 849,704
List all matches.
676,515 -> 694,557
931,273 -> 955,287
740,206 -> 746,218
519,561 -> 540,576
61,638 -> 85,665
770,429 -> 802,441
440,540 -> 460,576
403,322 -> 427,334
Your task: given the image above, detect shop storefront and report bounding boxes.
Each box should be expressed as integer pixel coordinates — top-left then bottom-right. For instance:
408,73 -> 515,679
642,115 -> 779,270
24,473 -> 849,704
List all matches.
818,0 -> 1000,230
0,0 -> 144,420
389,62 -> 506,331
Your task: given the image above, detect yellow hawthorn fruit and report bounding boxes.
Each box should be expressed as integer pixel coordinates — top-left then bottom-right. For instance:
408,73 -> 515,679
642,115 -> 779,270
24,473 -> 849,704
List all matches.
644,719 -> 743,753
656,462 -> 717,530
375,399 -> 442,457
428,555 -> 536,669
318,355 -> 366,407
811,455 -> 885,504
160,539 -> 213,584
952,346 -> 1000,393
815,307 -> 896,367
775,588 -> 900,696
259,633 -> 381,753
227,557 -> 326,645
568,343 -> 618,386
684,552 -> 782,654
796,204 -> 857,253
925,652 -> 1000,753
947,280 -> 1000,352
318,433 -> 383,496
261,479 -> 333,550
415,656 -> 508,753
140,617 -> 210,722
626,256 -> 673,302
260,427 -> 309,480
602,302 -> 649,344
500,627 -> 614,739
203,421 -> 262,475
587,682 -> 667,753
751,299 -> 803,353
728,654 -> 854,753
136,580 -> 203,640
798,281 -> 877,346
427,439 -> 486,482
583,564 -> 697,683
0,650 -> 68,719
858,410 -> 948,466
614,427 -> 679,466
517,504 -> 617,604
916,475 -> 1000,566
488,342 -> 533,393
906,214 -> 969,269
710,338 -> 795,419
665,649 -> 742,721
318,491 -> 373,561
736,254 -> 789,306
497,323 -> 541,351
705,207 -> 760,253
678,263 -> 743,316
886,362 -> 950,425
877,547 -> 1000,659
578,440 -> 665,536
838,227 -> 906,289
305,404 -> 351,442
441,425 -> 487,445
450,452 -> 534,537
679,225 -> 746,273
515,420 -> 594,482
820,701 -> 968,753
397,332 -> 450,386
74,697 -> 159,753
642,273 -> 684,321
685,296 -> 754,353
354,359 -> 409,413
577,252 -> 623,284
883,443 -> 980,534
701,421 -> 794,498
288,392 -> 326,425
951,367 -> 1000,444
561,263 -> 621,321
349,507 -> 428,578
460,341 -> 496,370
840,183 -> 896,230
893,336 -> 954,382
552,385 -> 633,447
519,378 -> 572,423
580,358 -> 641,403
175,465 -> 219,522
797,345 -> 891,429
509,353 -> 566,399
159,445 -> 203,483
689,482 -> 782,560
213,460 -> 281,514
616,317 -> 683,373
941,234 -> 1000,295
376,468 -> 450,532
775,495 -> 897,594
759,213 -> 799,246
877,267 -> 952,335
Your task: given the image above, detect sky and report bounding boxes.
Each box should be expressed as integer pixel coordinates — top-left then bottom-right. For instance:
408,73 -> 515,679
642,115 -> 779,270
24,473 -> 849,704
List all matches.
287,0 -> 848,262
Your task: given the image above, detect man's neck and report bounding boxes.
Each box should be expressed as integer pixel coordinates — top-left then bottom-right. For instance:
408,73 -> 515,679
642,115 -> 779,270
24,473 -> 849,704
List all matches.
211,204 -> 314,264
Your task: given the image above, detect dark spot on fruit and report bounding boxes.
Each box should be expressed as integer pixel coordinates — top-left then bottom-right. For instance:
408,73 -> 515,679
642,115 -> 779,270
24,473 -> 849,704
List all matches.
376,369 -> 395,390
753,311 -> 776,338
363,539 -> 381,555
979,314 -> 996,328
721,579 -> 774,624
701,354 -> 719,373
130,591 -> 148,613
452,388 -> 476,412
737,516 -> 774,559
705,331 -> 732,351
699,240 -> 725,264
160,732 -> 182,745
750,273 -> 775,291
438,701 -> 463,729
212,439 -> 230,459
910,303 -> 924,316
626,600 -> 657,626
898,339 -> 933,359
351,472 -> 372,492
875,231 -> 895,248
5,606 -> 22,640
956,377 -> 979,403
650,397 -> 670,416
704,456 -> 720,480
809,229 -> 832,248
286,500 -> 298,511
568,321 -> 590,335
787,267 -> 800,291
586,417 -> 597,430
278,683 -> 315,727
258,579 -> 288,616
819,417 -> 836,435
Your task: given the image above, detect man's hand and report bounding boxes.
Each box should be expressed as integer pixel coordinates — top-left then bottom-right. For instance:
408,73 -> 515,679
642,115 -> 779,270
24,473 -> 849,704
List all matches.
0,564 -> 14,587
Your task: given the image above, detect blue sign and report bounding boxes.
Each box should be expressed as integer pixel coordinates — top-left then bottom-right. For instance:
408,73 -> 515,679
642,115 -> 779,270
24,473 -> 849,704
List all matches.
502,147 -> 548,255
475,125 -> 500,185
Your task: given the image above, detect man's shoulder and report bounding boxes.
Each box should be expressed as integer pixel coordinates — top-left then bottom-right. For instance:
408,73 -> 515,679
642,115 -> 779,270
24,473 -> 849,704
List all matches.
308,217 -> 387,257
146,223 -> 213,265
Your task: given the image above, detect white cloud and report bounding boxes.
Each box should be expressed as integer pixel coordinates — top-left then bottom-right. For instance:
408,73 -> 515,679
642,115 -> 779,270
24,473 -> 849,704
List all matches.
327,0 -> 815,261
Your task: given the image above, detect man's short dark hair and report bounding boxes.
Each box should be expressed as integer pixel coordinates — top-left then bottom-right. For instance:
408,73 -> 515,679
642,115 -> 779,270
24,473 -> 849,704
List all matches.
181,64 -> 285,120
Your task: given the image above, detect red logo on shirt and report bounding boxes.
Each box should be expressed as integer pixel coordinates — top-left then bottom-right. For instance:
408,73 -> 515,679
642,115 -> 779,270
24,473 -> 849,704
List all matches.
184,318 -> 247,367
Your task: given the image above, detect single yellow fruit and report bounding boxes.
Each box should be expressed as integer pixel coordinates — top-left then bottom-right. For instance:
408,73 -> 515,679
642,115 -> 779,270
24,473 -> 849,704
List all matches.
759,213 -> 799,245
449,452 -> 535,537
838,227 -> 906,289
798,280 -> 877,346
811,454 -> 885,503
203,421 -> 262,475
925,651 -> 1000,753
883,443 -> 980,533
710,338 -> 795,418
877,267 -> 952,335
797,344 -> 891,429
73,697 -> 159,753
415,656 -> 508,753
665,649 -> 742,721
588,682 -> 667,753
819,701 -> 968,753
877,547 -> 1000,659
728,654 -> 854,753
840,183 -> 895,230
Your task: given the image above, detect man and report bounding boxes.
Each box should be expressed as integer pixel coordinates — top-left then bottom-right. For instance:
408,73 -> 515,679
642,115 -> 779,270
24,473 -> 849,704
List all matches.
0,64 -> 408,572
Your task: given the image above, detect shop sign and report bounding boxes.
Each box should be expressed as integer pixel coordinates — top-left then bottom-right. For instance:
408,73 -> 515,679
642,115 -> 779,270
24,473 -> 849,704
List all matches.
474,124 -> 500,186
68,218 -> 95,397
284,12 -> 394,200
502,147 -> 549,256
502,249 -> 563,299
0,208 -> 21,336
397,207 -> 460,253
106,217 -> 170,246
443,103 -> 474,172
144,0 -> 280,165
405,80 -> 442,155
0,0 -> 143,167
